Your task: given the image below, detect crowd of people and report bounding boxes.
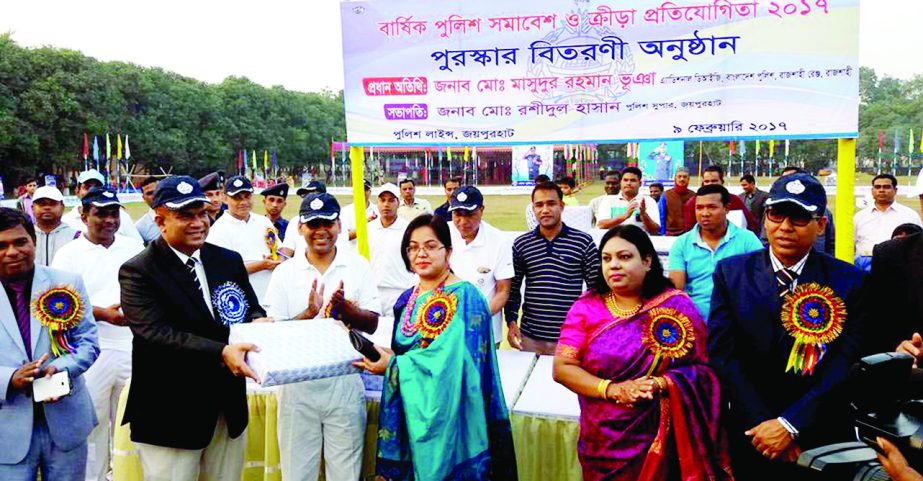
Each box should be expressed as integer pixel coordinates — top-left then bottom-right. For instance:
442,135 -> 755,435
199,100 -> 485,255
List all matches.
1,165 -> 922,481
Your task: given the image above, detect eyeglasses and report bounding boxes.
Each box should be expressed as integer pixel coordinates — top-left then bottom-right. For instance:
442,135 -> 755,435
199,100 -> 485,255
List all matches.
765,209 -> 819,227
406,243 -> 445,257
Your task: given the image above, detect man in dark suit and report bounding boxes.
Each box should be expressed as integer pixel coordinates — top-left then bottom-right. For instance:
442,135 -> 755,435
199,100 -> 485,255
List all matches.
739,174 -> 769,236
708,173 -> 866,480
861,232 -> 923,357
119,176 -> 267,480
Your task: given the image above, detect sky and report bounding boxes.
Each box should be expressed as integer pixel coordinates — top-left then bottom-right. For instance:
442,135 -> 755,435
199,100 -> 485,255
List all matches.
0,0 -> 916,94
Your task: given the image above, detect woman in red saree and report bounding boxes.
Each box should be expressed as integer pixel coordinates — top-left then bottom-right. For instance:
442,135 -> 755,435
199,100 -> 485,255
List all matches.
553,225 -> 733,481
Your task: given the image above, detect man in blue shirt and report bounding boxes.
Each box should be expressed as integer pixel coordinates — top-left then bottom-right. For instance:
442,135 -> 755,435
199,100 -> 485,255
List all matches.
668,184 -> 762,319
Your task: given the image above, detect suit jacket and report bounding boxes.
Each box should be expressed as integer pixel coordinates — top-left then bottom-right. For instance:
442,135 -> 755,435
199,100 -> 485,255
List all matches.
119,237 -> 264,449
0,267 -> 99,464
707,249 -> 865,448
739,189 -> 769,233
861,233 -> 923,354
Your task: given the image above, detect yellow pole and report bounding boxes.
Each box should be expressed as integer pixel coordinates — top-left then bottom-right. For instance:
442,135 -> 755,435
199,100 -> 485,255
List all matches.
350,146 -> 370,260
834,138 -> 856,263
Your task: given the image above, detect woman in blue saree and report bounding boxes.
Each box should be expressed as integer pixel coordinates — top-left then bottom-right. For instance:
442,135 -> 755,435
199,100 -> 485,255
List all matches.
355,214 -> 517,481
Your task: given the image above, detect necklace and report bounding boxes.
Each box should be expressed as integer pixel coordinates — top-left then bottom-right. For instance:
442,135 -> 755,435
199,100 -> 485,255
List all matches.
400,271 -> 451,337
604,292 -> 641,319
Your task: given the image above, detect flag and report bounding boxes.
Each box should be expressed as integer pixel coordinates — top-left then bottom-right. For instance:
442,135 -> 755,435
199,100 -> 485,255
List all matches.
82,133 -> 89,160
106,133 -> 111,161
447,147 -> 453,161
251,149 -> 257,174
919,128 -> 923,153
755,139 -> 761,157
243,149 -> 248,175
729,141 -> 736,156
263,150 -> 269,172
910,129 -> 915,155
785,139 -> 790,158
92,136 -> 99,168
463,146 -> 470,162
124,135 -> 131,160
769,140 -> 775,158
894,129 -> 902,154
272,150 -> 277,175
740,140 -> 747,156
238,150 -> 243,173
116,134 -> 123,160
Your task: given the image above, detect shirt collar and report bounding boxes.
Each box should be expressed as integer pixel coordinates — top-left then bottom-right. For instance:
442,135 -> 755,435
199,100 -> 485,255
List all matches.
532,222 -> 571,240
692,221 -> 739,247
295,247 -> 348,272
168,245 -> 202,265
223,212 -> 251,224
769,248 -> 810,275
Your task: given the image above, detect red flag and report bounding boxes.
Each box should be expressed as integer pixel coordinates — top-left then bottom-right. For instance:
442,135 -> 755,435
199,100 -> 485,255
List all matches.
878,130 -> 884,151
83,133 -> 89,159
729,141 -> 736,156
238,150 -> 243,171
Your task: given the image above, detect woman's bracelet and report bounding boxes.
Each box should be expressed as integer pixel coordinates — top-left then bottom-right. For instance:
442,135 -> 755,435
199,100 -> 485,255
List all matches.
654,376 -> 667,394
597,379 -> 612,400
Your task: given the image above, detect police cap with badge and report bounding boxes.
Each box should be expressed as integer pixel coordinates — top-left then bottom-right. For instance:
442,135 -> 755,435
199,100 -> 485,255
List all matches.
225,175 -> 254,197
153,176 -> 210,210
261,183 -> 289,199
299,193 -> 341,224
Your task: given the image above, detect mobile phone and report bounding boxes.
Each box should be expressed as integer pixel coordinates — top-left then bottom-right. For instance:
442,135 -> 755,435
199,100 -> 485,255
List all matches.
33,371 -> 71,402
349,329 -> 381,362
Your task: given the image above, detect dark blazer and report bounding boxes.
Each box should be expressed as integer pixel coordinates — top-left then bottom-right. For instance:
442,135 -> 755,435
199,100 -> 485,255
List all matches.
707,249 -> 865,477
862,233 -> 923,354
740,189 -> 769,232
119,237 -> 265,449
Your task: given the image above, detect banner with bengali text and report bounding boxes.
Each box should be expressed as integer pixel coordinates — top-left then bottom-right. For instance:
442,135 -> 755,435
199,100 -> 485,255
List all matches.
340,0 -> 859,146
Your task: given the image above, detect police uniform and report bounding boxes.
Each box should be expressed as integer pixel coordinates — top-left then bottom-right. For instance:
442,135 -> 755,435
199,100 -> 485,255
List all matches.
260,183 -> 290,242
265,193 -> 379,481
198,172 -> 225,224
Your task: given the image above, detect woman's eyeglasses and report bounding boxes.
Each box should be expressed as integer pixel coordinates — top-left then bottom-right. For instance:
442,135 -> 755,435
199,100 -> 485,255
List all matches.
406,243 -> 446,257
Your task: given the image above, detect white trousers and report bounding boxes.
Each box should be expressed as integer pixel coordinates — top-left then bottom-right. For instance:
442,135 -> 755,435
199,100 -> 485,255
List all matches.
84,349 -> 132,481
277,374 -> 366,481
136,415 -> 245,481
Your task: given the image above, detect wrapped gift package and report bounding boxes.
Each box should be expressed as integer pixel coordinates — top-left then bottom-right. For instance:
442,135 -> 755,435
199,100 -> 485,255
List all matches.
229,319 -> 362,387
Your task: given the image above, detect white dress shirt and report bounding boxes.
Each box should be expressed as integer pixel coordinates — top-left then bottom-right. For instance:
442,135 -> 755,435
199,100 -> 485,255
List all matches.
853,202 -> 923,256
206,211 -> 275,305
367,216 -> 415,290
51,234 -> 144,351
167,245 -> 215,315
769,248 -> 810,291
449,221 -> 514,342
264,247 -> 380,320
338,202 -> 380,250
596,193 -> 661,230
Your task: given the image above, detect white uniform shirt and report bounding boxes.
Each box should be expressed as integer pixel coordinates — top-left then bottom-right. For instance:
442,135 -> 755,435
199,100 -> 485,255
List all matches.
367,216 -> 416,291
596,193 -> 661,230
338,202 -> 381,250
449,221 -> 515,342
281,214 -> 304,255
397,198 -> 432,221
206,212 -> 275,305
265,247 -> 381,320
51,234 -> 144,351
853,202 -> 923,255
63,206 -> 143,241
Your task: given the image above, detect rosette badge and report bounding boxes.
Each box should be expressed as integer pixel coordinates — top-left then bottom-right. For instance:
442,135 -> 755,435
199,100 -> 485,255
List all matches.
642,307 -> 696,376
212,282 -> 249,326
33,285 -> 85,357
417,291 -> 458,348
781,283 -> 846,376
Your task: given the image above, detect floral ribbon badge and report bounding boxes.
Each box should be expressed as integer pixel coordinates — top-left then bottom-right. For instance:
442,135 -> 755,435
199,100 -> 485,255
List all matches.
781,282 -> 846,376
641,307 -> 696,376
212,282 -> 249,326
416,290 -> 458,348
33,285 -> 85,357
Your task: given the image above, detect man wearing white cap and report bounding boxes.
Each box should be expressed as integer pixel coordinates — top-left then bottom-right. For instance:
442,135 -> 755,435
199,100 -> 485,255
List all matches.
62,169 -> 142,241
31,185 -> 78,266
206,175 -> 281,306
51,188 -> 144,481
368,183 -> 415,314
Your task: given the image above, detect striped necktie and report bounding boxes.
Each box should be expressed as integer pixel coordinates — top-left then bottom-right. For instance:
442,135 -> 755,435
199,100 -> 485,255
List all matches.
776,268 -> 797,298
185,258 -> 204,296
7,282 -> 32,358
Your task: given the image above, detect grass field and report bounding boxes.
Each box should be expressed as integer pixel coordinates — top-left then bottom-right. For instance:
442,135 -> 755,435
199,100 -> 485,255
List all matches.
123,174 -> 922,231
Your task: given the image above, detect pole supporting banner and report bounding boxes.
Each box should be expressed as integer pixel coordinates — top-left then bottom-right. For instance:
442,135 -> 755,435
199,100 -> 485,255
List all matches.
834,138 -> 856,263
350,146 -> 371,260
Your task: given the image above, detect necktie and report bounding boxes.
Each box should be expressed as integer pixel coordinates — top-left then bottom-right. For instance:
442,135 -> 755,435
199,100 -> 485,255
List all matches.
8,282 -> 32,358
776,268 -> 797,298
185,258 -> 204,296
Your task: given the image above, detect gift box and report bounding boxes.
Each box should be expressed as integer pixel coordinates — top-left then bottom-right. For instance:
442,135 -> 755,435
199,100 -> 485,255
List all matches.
229,319 -> 361,387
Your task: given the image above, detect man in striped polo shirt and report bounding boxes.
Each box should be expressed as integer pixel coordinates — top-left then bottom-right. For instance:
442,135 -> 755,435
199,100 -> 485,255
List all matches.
505,182 -> 600,354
